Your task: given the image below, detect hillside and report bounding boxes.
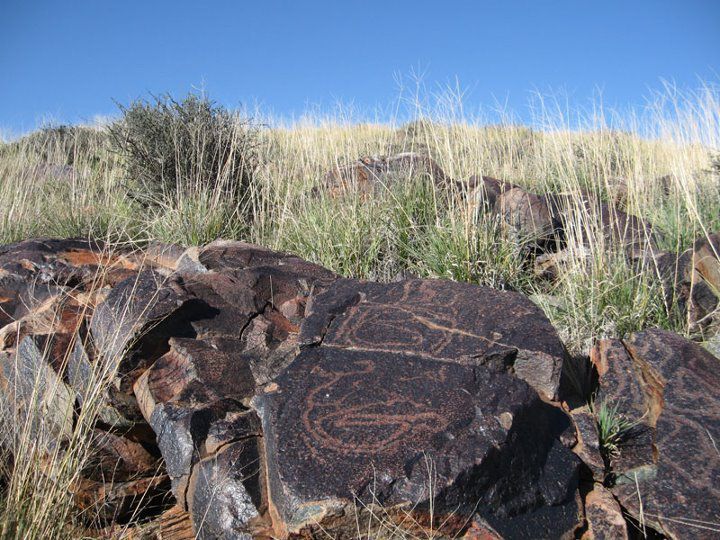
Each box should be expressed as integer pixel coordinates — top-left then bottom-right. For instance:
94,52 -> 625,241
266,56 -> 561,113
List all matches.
0,90 -> 719,538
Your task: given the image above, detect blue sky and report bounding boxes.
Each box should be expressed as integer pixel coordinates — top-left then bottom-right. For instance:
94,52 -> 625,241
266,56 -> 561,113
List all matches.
1,0 -> 718,133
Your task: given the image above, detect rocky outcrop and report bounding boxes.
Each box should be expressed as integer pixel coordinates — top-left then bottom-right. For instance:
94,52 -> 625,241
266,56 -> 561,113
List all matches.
591,329 -> 720,539
0,238 -> 168,523
1,236 -> 718,539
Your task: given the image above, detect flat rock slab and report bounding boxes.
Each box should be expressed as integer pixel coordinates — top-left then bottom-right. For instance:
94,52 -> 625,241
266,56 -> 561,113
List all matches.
594,329 -> 720,539
255,346 -> 580,538
301,278 -> 568,400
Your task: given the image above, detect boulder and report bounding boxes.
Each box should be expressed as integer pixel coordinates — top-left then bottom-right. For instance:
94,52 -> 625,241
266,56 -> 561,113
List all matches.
592,329 -> 720,539
254,346 -> 581,539
322,152 -> 449,197
18,238 -> 717,537
300,278 -> 569,401
495,187 -> 559,247
130,256 -> 336,536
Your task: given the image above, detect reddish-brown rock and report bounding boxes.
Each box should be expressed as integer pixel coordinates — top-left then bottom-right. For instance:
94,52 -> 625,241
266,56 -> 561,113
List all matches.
593,329 -> 720,539
582,484 -> 628,540
496,186 -> 559,246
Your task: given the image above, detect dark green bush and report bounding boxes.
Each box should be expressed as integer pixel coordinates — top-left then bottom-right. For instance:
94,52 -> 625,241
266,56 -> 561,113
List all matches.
109,92 -> 259,206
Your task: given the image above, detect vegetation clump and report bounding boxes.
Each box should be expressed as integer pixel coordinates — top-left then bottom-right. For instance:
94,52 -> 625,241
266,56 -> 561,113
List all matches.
109,92 -> 260,210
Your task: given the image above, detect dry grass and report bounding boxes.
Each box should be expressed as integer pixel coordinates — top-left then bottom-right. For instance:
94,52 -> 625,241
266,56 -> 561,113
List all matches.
0,82 -> 719,538
0,255 -> 170,539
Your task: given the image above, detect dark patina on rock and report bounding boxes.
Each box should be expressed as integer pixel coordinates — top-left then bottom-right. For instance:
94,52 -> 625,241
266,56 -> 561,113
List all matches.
593,329 -> 720,539
254,346 -> 580,539
611,330 -> 720,539
301,278 -> 569,400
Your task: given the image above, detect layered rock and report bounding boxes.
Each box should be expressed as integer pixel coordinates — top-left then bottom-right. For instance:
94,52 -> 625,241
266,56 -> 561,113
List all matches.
3,236 -> 717,539
591,329 -> 720,539
0,238 -> 173,523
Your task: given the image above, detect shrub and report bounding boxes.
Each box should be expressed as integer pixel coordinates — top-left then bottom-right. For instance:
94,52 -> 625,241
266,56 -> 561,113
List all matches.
109,92 -> 259,209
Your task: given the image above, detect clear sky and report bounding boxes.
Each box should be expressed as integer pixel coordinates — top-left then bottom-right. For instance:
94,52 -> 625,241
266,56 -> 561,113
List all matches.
1,0 -> 719,133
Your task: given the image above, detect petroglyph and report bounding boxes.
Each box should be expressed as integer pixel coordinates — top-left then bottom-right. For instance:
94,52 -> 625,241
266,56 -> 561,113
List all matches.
257,346 -> 581,537
301,359 -> 451,455
301,278 -> 567,399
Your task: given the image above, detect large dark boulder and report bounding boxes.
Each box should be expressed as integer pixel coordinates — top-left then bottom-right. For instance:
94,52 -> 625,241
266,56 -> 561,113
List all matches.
301,278 -> 569,401
254,346 -> 580,539
17,238 -> 720,538
129,254 -> 580,537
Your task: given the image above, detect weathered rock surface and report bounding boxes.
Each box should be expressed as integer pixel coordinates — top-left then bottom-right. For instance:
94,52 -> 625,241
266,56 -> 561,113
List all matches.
323,152 -> 449,196
464,179 -> 657,259
0,335 -> 75,444
592,329 -> 720,539
0,238 -> 176,525
255,346 -> 581,539
129,243 -> 337,537
582,484 -> 628,540
3,235 -> 718,538
569,406 -> 605,481
129,249 -> 580,536
465,175 -> 519,210
651,233 -> 720,336
301,278 -> 569,400
496,186 -> 559,247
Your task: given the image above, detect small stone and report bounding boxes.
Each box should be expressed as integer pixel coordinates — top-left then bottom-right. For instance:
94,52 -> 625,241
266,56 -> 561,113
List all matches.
583,484 -> 628,540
